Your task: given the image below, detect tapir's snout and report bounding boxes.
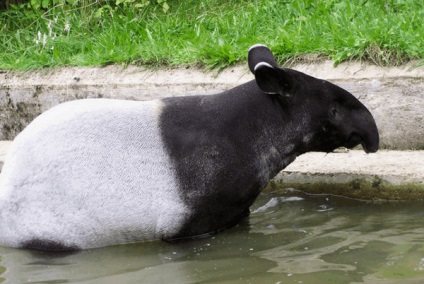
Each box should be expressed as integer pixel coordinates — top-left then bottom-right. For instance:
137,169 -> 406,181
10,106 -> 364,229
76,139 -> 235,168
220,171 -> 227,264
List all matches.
361,122 -> 379,153
341,105 -> 379,154
354,108 -> 379,154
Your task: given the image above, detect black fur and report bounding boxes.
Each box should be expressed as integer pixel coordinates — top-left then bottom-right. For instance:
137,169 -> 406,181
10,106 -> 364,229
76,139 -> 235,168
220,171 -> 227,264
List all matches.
160,82 -> 285,239
160,45 -> 378,240
248,44 -> 278,72
21,239 -> 80,252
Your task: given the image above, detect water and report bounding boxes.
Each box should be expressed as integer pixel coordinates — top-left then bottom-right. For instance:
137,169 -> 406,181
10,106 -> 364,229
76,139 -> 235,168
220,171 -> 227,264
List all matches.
2,190 -> 424,283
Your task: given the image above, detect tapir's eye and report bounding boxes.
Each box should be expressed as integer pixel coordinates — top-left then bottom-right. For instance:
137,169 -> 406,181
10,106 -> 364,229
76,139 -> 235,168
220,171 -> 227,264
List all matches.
330,107 -> 338,117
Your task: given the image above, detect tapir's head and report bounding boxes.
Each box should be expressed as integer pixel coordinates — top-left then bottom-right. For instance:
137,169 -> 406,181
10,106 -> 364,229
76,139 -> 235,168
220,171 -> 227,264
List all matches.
248,44 -> 379,153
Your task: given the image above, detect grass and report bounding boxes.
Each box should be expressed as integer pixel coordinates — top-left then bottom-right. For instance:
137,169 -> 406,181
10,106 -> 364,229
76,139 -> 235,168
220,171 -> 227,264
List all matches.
1,0 -> 424,70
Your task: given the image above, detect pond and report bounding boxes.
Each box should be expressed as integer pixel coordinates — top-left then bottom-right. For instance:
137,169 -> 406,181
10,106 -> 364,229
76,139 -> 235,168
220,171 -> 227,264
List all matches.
2,189 -> 424,283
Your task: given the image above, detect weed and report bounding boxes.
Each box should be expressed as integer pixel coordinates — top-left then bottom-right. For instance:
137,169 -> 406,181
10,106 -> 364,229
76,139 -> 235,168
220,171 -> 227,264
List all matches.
1,0 -> 423,70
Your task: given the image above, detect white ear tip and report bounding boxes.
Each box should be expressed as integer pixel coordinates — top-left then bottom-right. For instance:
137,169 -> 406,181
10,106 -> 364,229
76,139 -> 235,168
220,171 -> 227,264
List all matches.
254,62 -> 274,72
248,44 -> 268,52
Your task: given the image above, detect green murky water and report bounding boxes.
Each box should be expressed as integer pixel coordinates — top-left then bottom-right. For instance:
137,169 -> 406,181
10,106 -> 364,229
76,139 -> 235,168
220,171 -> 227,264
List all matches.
2,190 -> 424,283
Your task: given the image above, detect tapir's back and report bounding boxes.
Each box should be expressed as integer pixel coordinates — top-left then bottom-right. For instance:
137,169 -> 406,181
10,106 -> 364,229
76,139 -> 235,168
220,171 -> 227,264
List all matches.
0,99 -> 189,250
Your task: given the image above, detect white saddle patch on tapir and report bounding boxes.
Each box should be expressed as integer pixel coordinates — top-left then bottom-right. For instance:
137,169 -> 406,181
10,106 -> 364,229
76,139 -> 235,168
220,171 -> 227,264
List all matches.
0,99 -> 189,249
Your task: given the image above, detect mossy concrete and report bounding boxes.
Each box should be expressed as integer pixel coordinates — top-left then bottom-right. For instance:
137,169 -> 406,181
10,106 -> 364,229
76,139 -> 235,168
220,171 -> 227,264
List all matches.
1,61 -> 424,149
266,179 -> 424,202
266,150 -> 424,201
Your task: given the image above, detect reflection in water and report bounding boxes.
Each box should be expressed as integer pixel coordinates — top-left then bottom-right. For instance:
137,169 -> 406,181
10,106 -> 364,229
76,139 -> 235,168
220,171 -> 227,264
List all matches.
2,191 -> 424,283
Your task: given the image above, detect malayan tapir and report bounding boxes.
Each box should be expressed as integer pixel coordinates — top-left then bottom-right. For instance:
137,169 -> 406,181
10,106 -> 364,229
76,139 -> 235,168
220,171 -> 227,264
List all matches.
0,45 -> 379,251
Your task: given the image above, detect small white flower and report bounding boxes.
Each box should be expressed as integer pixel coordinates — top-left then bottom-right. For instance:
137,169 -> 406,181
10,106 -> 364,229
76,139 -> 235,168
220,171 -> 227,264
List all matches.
64,22 -> 71,32
42,33 -> 47,48
48,21 -> 53,37
35,31 -> 41,45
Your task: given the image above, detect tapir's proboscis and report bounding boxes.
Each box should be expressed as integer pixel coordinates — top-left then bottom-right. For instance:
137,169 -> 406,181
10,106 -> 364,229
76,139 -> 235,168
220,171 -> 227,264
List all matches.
0,45 -> 379,251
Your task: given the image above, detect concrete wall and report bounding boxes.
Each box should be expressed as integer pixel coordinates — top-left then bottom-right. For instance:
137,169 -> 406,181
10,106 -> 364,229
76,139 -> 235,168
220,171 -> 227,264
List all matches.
1,61 -> 423,149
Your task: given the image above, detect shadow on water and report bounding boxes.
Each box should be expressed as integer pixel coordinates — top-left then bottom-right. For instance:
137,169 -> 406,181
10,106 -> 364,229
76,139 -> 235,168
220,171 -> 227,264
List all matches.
2,190 -> 424,283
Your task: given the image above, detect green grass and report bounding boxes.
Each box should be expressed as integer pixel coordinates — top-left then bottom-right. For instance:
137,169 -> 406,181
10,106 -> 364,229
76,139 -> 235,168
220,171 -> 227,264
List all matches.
1,0 -> 424,70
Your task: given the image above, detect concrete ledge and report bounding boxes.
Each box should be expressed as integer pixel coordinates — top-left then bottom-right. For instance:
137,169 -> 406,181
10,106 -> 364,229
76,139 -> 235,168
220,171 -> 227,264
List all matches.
0,141 -> 11,168
267,150 -> 424,201
1,61 -> 424,149
0,141 -> 422,200
1,62 -> 423,199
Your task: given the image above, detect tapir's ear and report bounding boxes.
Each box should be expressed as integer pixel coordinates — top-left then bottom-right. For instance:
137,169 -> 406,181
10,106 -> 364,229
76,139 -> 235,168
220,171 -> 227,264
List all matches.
254,62 -> 292,96
248,44 -> 278,74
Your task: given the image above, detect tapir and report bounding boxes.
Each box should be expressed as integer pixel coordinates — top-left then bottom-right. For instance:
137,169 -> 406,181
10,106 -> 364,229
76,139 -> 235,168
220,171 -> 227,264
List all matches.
0,45 -> 379,251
